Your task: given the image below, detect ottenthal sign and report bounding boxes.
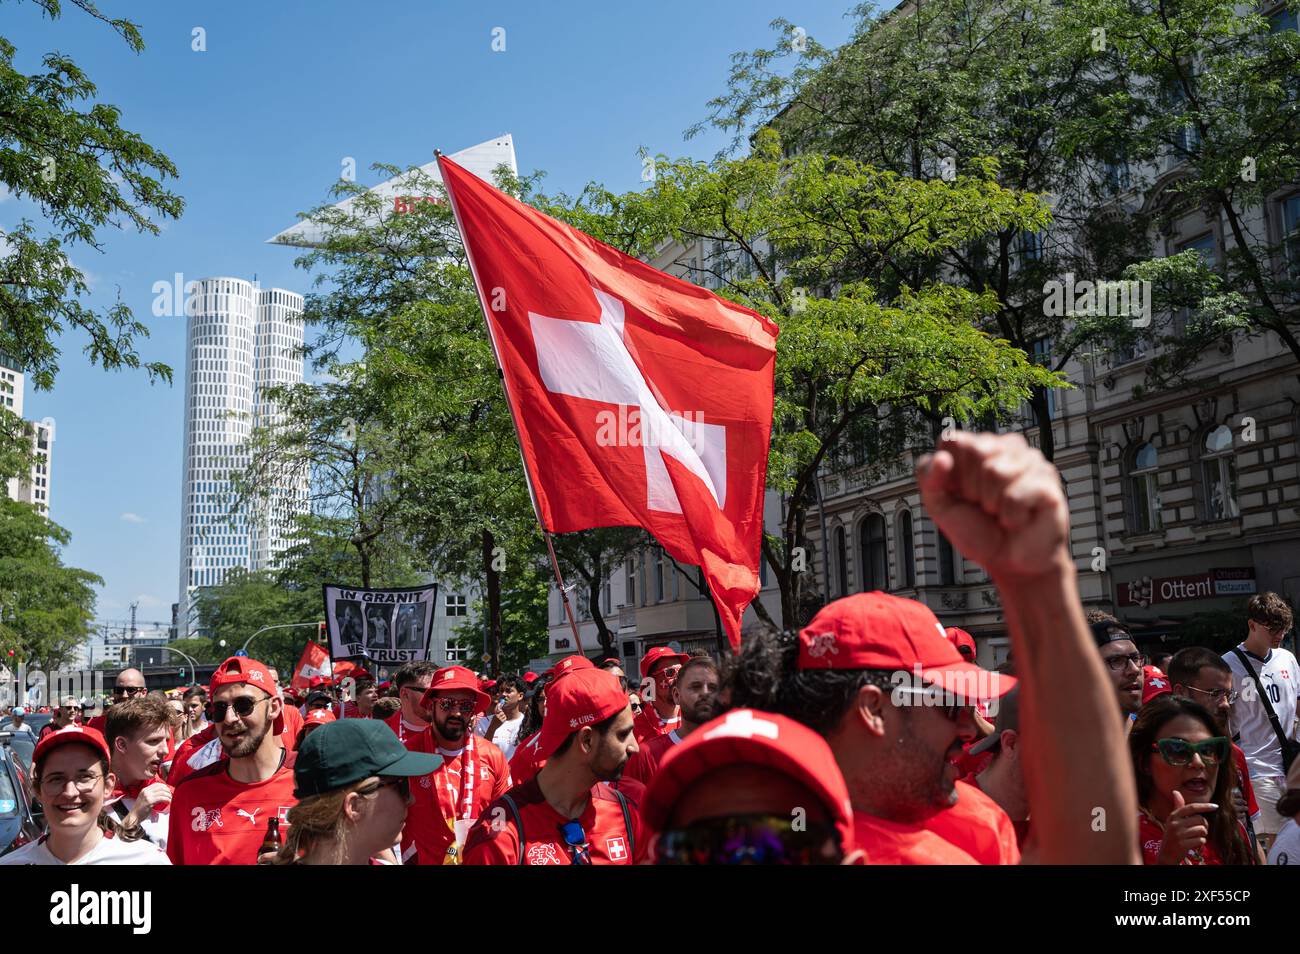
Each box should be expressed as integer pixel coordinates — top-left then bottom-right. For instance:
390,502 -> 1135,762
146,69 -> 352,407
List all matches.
322,583 -> 437,664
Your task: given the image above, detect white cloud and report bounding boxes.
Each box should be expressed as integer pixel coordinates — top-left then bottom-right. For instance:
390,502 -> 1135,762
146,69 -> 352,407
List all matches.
120,512 -> 146,524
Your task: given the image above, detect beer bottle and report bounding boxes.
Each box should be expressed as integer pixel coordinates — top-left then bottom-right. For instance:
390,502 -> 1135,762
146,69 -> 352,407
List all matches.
260,817 -> 282,856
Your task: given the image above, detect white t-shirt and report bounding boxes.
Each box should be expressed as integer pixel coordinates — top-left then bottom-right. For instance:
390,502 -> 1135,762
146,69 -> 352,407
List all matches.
109,796 -> 170,850
0,832 -> 171,865
1223,646 -> 1300,780
490,715 -> 524,761
1268,818 -> 1300,865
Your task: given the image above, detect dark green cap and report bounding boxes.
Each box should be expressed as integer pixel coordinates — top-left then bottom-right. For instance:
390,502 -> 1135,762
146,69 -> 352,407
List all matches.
294,719 -> 442,798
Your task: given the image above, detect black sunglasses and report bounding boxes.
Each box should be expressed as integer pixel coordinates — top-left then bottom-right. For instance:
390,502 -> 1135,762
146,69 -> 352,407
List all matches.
209,696 -> 269,721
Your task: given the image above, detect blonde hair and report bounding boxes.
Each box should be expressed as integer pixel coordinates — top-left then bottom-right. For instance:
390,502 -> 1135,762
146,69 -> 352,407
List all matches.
270,777 -> 380,865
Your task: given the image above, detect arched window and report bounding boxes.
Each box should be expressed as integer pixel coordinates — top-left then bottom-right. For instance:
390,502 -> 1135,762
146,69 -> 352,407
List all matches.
897,510 -> 916,588
1129,442 -> 1162,533
834,525 -> 848,597
1201,425 -> 1239,520
860,515 -> 889,592
938,529 -> 957,586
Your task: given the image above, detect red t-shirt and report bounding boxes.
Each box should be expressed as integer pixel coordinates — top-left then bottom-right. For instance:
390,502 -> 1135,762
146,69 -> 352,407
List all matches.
166,753 -> 297,865
508,731 -> 545,786
622,730 -> 681,787
383,710 -> 429,747
632,706 -> 680,744
853,780 -> 1021,864
1138,812 -> 1237,865
404,729 -> 511,866
463,777 -> 647,865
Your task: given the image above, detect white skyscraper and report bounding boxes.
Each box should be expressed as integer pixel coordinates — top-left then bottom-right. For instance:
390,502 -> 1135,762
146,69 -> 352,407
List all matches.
2,351 -> 54,515
177,278 -> 307,636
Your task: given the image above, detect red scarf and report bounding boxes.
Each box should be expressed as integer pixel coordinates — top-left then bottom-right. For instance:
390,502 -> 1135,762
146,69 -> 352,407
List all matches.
110,774 -> 168,802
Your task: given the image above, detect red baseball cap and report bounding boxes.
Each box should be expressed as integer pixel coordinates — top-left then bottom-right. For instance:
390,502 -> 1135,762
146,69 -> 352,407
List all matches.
640,646 -> 690,679
1142,666 -> 1171,706
536,668 -> 630,759
642,709 -> 855,856
420,665 -> 491,714
545,654 -> 596,680
945,627 -> 977,659
798,593 -> 1015,701
522,671 -> 540,685
303,708 -> 337,728
210,656 -> 287,733
33,724 -> 111,770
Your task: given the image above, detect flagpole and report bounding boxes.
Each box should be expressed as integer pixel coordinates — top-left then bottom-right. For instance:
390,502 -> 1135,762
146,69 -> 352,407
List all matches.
438,151 -> 583,657
544,531 -> 585,654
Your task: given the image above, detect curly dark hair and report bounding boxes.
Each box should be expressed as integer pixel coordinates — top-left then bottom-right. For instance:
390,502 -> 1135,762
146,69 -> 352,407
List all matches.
721,623 -> 893,735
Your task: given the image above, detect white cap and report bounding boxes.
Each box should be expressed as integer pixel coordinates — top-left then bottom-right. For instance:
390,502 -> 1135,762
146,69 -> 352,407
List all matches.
12,707 -> 25,717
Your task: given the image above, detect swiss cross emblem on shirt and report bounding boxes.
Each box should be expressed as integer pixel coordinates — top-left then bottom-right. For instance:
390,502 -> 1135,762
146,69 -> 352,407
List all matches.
277,806 -> 291,824
606,837 -> 628,862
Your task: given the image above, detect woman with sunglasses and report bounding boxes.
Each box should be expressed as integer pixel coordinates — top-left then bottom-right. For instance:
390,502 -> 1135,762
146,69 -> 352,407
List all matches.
1129,695 -> 1254,865
271,719 -> 442,865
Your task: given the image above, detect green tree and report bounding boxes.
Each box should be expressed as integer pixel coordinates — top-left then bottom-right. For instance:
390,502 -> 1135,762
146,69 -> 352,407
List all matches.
1087,0 -> 1300,390
191,568 -> 320,676
272,162 -> 547,672
0,497 -> 100,670
541,131 -> 1059,627
690,1 -> 1162,461
0,0 -> 183,389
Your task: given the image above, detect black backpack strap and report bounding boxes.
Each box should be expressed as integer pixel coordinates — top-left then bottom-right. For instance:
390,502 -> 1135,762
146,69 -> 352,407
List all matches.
500,793 -> 526,866
1232,649 -> 1293,755
611,787 -> 634,863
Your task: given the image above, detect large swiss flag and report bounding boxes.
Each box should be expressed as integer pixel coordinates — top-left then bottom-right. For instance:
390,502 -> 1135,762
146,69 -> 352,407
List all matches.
438,155 -> 777,648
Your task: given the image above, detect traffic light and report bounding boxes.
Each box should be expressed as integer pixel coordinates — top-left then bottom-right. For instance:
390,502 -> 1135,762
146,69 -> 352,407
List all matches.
318,621 -> 326,641
177,667 -> 186,679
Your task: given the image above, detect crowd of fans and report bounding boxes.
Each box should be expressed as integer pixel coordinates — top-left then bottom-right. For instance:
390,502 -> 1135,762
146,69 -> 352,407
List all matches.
2,432 -> 1297,866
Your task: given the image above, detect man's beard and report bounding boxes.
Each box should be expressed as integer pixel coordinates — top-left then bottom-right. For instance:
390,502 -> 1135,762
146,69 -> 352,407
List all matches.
680,697 -> 717,726
438,717 -> 467,743
222,719 -> 270,758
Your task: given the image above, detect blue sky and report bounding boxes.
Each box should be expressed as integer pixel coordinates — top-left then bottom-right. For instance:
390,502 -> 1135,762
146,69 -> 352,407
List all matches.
3,0 -> 856,629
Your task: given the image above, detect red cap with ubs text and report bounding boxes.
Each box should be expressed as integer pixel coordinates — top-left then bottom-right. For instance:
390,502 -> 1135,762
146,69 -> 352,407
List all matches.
798,593 -> 1015,701
536,668 -> 629,759
210,656 -> 286,733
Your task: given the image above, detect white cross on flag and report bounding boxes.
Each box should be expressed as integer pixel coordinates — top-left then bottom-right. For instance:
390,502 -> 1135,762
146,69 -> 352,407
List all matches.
439,155 -> 778,648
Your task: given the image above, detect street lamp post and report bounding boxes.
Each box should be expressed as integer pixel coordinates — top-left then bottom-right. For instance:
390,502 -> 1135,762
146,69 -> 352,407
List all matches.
154,645 -> 202,683
241,621 -> 320,654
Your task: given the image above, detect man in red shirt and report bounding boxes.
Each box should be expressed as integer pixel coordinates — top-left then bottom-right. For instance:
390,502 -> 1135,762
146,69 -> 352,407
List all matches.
508,655 -> 594,786
384,661 -> 437,746
726,431 -> 1139,864
104,695 -> 175,849
167,657 -> 298,865
624,655 -> 718,787
633,647 -> 689,743
642,708 -> 857,864
403,666 -> 511,864
464,667 -> 644,864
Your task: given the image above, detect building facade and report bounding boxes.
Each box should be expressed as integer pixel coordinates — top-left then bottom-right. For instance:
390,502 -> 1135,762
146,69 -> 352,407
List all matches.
177,277 -> 308,636
2,351 -> 54,515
